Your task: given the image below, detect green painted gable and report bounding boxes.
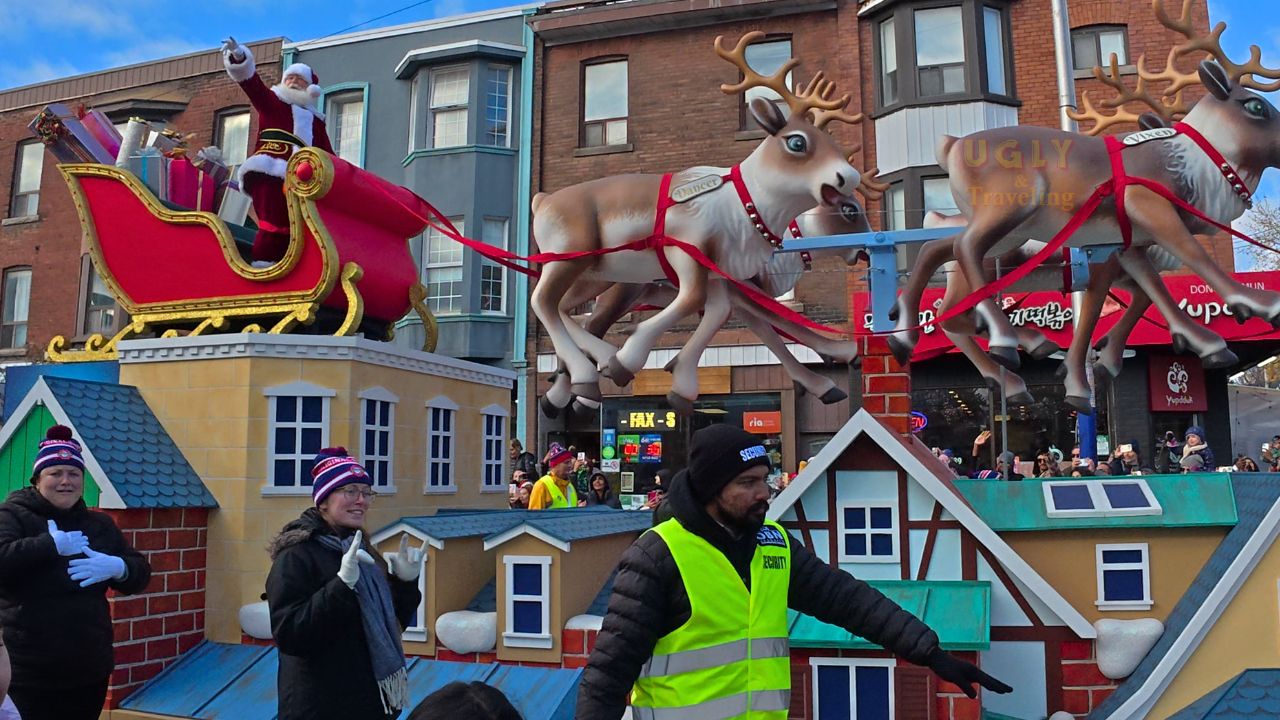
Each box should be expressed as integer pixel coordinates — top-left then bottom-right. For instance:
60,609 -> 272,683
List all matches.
788,580 -> 990,651
0,404 -> 100,507
953,474 -> 1239,531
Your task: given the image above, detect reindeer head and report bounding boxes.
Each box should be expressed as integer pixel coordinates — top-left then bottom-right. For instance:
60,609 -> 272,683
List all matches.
716,33 -> 861,212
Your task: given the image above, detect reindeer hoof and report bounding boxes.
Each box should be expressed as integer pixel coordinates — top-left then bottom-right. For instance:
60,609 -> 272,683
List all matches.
663,357 -> 677,373
571,382 -> 602,402
819,387 -> 848,405
1171,333 -> 1190,355
572,397 -> 602,413
1201,347 -> 1239,369
1093,362 -> 1116,384
885,335 -> 914,366
1027,340 -> 1061,361
888,304 -> 900,322
1008,391 -> 1036,406
818,354 -> 836,366
539,395 -> 562,419
666,391 -> 695,416
988,345 -> 1021,371
1054,362 -> 1068,380
605,356 -> 635,387
1094,335 -> 1110,352
1065,395 -> 1094,415
1228,302 -> 1254,324
984,376 -> 1002,391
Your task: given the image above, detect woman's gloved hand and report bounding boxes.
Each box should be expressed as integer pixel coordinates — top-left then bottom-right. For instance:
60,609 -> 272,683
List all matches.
47,520 -> 89,557
388,534 -> 424,582
68,547 -> 127,587
337,530 -> 375,589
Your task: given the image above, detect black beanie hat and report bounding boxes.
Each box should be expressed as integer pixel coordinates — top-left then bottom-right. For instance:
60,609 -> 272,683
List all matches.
687,424 -> 772,504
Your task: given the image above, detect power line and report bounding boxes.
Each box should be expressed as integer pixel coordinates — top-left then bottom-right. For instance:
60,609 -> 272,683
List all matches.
308,0 -> 442,44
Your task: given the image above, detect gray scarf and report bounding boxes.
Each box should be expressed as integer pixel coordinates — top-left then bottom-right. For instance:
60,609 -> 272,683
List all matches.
317,534 -> 408,714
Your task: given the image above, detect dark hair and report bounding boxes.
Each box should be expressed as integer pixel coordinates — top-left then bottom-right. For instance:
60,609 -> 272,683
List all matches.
408,681 -> 522,720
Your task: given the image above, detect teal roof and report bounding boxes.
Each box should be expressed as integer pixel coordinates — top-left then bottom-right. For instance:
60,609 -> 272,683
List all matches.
788,580 -> 990,651
43,377 -> 216,509
954,474 -> 1237,530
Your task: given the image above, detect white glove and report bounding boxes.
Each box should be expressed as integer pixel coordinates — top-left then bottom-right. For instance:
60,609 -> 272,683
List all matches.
221,36 -> 245,63
47,520 -> 89,557
336,530 -> 375,590
67,547 -> 127,587
388,534 -> 424,582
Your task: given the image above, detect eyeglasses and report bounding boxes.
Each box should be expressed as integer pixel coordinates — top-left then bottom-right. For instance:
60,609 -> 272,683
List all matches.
337,487 -> 378,500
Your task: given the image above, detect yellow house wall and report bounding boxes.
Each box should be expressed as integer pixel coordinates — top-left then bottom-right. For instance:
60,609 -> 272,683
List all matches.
560,533 -> 637,619
1146,528 -> 1280,718
119,345 -> 511,643
1002,527 -> 1226,623
495,535 -> 564,664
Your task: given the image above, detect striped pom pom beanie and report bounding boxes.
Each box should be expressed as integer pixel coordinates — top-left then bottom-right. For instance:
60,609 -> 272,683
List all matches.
32,425 -> 84,478
311,447 -> 370,505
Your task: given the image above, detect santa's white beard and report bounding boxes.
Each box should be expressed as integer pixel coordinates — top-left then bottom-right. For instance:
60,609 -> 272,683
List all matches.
272,84 -> 318,109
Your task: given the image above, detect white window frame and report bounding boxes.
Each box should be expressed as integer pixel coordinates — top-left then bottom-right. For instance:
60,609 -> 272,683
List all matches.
425,217 -> 465,314
358,387 -> 398,493
809,658 -> 896,720
408,74 -> 421,152
326,90 -> 366,167
1096,543 -> 1152,611
430,64 -> 470,149
503,555 -> 553,649
425,395 -> 458,494
483,64 -> 513,147
481,403 -> 510,493
837,500 -> 900,564
1043,479 -> 1162,518
581,59 -> 628,148
384,540 -> 429,641
10,140 -> 43,219
480,217 -> 508,315
1,267 -> 32,350
214,108 -> 251,168
263,381 -> 335,496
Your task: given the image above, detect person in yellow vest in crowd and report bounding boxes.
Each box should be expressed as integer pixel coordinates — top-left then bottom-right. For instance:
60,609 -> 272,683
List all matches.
576,424 -> 1012,719
528,443 -> 583,510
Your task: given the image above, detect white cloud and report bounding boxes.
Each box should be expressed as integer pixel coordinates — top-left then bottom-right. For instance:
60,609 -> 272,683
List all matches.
0,0 -> 139,39
0,58 -> 81,91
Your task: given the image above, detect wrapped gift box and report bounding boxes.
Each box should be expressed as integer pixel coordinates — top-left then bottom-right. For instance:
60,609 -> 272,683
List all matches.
150,128 -> 193,158
192,147 -> 232,188
28,103 -> 117,164
124,148 -> 169,200
167,157 -> 217,212
77,108 -> 122,160
218,184 -> 252,226
115,118 -> 151,167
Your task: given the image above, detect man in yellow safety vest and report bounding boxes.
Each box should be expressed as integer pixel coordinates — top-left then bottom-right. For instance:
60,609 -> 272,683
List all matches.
529,442 -> 580,510
576,424 -> 1011,719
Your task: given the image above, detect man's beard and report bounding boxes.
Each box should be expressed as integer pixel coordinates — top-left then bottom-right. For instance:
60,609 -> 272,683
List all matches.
273,84 -> 316,109
724,501 -> 770,535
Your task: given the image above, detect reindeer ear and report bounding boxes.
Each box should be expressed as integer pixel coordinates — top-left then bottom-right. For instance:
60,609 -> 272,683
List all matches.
1199,60 -> 1232,101
1138,112 -> 1169,130
748,97 -> 788,135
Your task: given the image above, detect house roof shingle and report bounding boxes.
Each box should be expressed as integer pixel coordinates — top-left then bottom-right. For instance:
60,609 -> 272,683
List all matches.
1168,669 -> 1280,719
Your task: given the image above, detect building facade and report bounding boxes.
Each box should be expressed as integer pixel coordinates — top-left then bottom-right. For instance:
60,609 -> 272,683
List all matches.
285,5 -> 537,372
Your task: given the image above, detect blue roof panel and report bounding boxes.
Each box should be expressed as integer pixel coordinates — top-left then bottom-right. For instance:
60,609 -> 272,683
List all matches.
1168,669 -> 1280,719
394,658 -> 494,719
119,641 -> 269,716
43,377 -> 216,509
486,664 -> 582,720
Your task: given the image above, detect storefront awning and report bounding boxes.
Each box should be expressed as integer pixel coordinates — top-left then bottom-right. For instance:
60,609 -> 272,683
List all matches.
788,580 -> 990,651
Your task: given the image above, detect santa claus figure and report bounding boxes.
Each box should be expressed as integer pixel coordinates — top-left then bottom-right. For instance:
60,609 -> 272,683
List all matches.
221,38 -> 334,265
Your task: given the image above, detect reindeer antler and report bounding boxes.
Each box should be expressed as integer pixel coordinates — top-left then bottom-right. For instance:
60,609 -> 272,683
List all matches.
1068,53 -> 1177,135
857,168 -> 890,202
1155,0 -> 1280,92
715,32 -> 853,119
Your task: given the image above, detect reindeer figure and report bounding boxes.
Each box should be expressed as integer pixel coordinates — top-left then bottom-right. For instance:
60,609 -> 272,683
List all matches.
531,32 -> 861,410
892,0 -> 1280,412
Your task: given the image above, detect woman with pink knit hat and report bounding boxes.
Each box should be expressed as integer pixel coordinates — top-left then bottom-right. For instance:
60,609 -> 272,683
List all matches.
0,426 -> 150,720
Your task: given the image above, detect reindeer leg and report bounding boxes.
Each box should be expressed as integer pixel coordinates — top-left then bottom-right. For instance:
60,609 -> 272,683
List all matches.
608,253 -> 708,388
944,329 -> 1034,405
585,284 -> 650,337
742,304 -> 846,404
665,280 -> 732,414
541,371 -> 574,418
1013,326 -> 1060,361
889,237 -> 957,365
1094,283 -> 1151,381
1114,245 -> 1237,367
531,259 -> 599,405
952,208 -> 1037,371
1061,257 -> 1119,414
733,293 -> 860,365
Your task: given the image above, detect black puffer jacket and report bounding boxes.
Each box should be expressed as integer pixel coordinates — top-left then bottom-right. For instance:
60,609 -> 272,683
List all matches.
266,509 -> 421,720
576,472 -> 940,719
0,487 -> 151,687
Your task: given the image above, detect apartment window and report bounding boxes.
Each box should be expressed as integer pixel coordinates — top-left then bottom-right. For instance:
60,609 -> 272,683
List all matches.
1,267 -> 31,349
811,659 -> 894,720
984,6 -> 1008,95
838,502 -> 898,563
740,38 -> 792,128
1072,25 -> 1129,71
504,555 -> 552,648
1096,543 -> 1152,610
10,140 -> 43,218
80,257 -> 118,337
483,65 -> 512,147
425,218 -> 464,314
884,184 -> 906,231
359,387 -> 398,489
923,177 -> 959,216
582,59 -> 628,148
264,383 -> 334,491
426,396 -> 457,493
482,412 -> 505,491
879,18 -> 898,106
431,66 -> 469,148
481,218 -> 507,314
915,7 -> 966,96
214,108 -> 250,167
327,90 -> 365,166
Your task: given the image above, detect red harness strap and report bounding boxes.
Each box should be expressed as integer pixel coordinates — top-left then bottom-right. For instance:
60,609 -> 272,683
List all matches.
650,173 -> 680,285
786,220 -> 813,270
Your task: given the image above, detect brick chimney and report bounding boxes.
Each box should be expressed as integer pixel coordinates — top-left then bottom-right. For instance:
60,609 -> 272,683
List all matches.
858,336 -> 911,434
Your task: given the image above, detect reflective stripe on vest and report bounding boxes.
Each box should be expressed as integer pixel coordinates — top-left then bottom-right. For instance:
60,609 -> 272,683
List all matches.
631,518 -> 792,719
537,475 -> 577,508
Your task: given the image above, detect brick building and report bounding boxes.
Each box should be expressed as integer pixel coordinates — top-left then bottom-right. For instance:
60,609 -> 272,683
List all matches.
0,39 -> 283,405
524,0 -> 1242,483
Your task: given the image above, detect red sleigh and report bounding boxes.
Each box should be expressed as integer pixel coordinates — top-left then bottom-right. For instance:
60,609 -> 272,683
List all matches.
49,149 -> 437,361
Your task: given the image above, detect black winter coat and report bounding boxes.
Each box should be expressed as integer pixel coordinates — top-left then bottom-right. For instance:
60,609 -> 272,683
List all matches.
266,509 -> 421,720
0,487 -> 151,687
576,472 -> 941,719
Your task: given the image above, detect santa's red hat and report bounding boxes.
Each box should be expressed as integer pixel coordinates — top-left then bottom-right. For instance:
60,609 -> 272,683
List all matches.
282,62 -> 322,100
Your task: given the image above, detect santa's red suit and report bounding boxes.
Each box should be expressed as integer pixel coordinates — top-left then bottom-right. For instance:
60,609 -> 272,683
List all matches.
223,46 -> 334,262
